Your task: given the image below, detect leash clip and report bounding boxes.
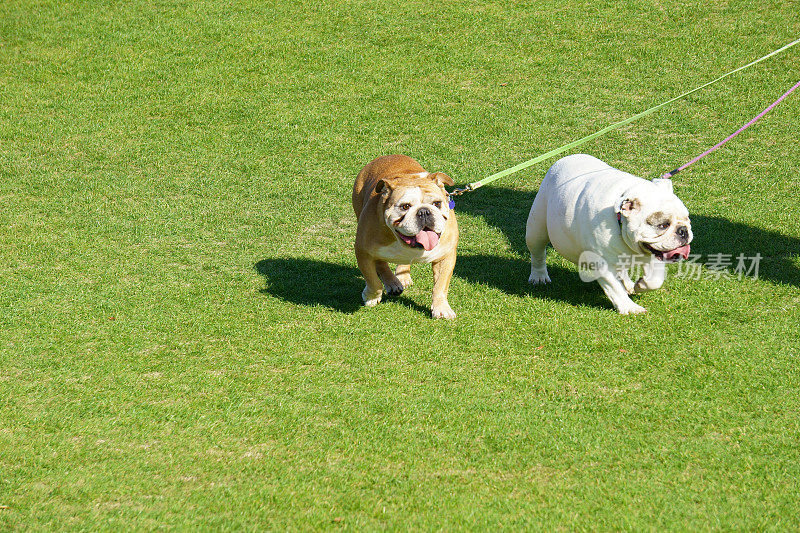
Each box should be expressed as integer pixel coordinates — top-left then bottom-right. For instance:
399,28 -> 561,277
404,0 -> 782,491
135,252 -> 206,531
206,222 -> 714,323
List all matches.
447,184 -> 474,197
660,169 -> 679,180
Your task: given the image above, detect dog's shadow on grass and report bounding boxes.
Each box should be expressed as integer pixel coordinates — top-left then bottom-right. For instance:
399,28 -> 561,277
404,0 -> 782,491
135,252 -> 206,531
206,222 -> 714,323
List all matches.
254,258 -> 430,315
454,185 -> 800,292
455,254 -> 614,309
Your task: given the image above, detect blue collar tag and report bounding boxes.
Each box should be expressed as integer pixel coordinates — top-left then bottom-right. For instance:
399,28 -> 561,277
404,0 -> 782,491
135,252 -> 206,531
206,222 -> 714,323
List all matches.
448,198 -> 455,210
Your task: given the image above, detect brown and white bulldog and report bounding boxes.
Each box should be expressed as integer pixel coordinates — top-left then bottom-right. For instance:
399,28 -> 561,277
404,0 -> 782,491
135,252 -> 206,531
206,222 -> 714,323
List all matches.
353,155 -> 458,319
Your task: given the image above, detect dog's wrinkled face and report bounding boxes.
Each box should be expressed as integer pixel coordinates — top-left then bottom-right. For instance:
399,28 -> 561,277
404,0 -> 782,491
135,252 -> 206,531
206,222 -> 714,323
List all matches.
377,172 -> 454,251
617,184 -> 693,262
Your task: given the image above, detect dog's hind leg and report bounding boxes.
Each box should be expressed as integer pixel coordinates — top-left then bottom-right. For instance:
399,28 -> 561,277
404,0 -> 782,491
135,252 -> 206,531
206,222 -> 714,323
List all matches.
394,264 -> 413,290
376,261 -> 405,296
526,196 -> 551,284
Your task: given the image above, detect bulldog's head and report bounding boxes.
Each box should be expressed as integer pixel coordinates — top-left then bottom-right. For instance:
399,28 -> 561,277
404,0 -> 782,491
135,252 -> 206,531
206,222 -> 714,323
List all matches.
616,179 -> 693,262
376,171 -> 454,251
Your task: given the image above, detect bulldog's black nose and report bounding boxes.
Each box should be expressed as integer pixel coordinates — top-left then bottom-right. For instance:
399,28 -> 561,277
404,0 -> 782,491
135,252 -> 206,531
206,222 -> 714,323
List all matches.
676,225 -> 689,241
416,207 -> 433,224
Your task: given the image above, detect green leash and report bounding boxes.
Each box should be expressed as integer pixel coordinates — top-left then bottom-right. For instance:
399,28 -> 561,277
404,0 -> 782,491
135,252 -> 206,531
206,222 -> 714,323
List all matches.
448,37 -> 800,196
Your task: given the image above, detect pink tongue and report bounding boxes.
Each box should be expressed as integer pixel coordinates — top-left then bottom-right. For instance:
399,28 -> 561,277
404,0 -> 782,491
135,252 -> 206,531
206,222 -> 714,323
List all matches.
415,230 -> 440,251
663,244 -> 691,262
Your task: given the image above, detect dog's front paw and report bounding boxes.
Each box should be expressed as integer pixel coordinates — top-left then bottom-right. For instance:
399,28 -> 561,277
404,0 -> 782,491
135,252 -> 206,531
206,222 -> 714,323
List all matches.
617,302 -> 647,315
362,287 -> 382,307
431,302 -> 456,320
633,276 -> 665,293
528,269 -> 551,284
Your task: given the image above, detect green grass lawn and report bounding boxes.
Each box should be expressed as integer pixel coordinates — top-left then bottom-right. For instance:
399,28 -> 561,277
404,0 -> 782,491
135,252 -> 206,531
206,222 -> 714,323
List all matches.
2,0 -> 799,529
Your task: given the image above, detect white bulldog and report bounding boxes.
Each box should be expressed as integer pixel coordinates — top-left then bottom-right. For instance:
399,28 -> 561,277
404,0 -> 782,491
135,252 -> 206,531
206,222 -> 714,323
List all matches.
525,154 -> 692,314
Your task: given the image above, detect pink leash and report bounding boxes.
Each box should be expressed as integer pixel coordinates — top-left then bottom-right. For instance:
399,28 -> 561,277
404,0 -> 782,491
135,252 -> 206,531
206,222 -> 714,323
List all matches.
662,79 -> 800,179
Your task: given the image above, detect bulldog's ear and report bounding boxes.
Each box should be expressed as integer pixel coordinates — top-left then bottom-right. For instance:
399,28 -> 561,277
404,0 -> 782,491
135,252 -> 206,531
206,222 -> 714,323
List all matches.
375,178 -> 394,196
616,197 -> 642,217
430,172 -> 454,187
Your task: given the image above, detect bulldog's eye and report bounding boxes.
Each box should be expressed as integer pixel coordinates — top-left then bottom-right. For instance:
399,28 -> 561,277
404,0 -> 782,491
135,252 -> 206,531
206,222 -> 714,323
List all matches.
432,201 -> 442,209
399,203 -> 412,211
647,212 -> 671,231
